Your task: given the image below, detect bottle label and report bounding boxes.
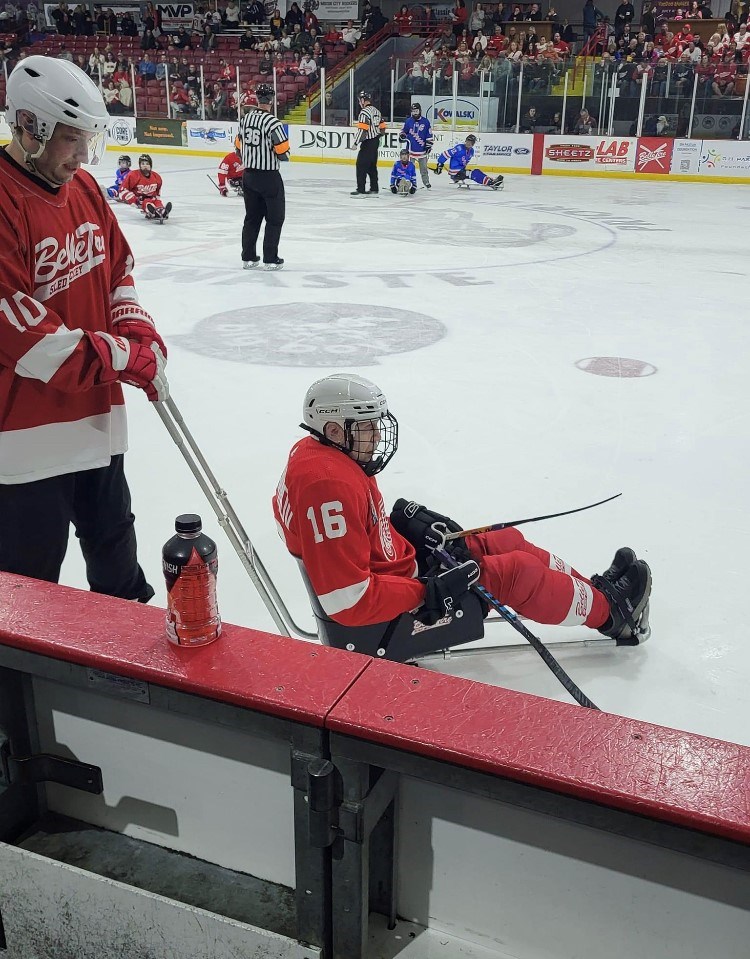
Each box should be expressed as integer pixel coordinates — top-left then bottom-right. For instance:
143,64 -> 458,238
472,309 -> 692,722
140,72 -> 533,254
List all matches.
165,547 -> 221,647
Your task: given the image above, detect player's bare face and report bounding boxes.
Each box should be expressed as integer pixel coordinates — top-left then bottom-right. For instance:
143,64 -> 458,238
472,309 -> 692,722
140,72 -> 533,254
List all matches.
35,124 -> 92,186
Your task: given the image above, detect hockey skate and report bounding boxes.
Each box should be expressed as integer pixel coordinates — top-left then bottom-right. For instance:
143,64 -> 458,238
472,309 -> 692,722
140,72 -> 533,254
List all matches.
489,175 -> 504,191
597,547 -> 637,583
144,201 -> 158,219
263,257 -> 284,271
155,201 -> 172,223
593,559 -> 652,645
243,256 -> 260,270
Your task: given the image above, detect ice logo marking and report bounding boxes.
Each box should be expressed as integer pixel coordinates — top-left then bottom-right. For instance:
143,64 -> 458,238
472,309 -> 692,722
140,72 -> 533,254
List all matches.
176,303 -> 446,367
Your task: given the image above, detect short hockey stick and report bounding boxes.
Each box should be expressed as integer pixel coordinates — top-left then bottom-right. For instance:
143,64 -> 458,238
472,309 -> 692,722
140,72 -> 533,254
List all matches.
206,173 -> 222,192
445,493 -> 621,542
435,547 -> 599,710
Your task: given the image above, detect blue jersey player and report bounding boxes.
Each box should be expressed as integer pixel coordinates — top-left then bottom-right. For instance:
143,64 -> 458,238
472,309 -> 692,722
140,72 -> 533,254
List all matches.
435,135 -> 503,190
106,155 -> 132,200
390,149 -> 418,196
399,102 -> 433,188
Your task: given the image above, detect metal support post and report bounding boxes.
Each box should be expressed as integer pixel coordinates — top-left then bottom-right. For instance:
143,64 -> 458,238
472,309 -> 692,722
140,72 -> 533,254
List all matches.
687,72 -> 698,138
636,71 -> 648,136
515,61 -> 524,133
561,72 -> 569,134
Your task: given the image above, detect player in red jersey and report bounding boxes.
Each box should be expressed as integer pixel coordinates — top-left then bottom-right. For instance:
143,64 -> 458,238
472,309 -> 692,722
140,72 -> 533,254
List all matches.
273,374 -> 651,642
217,144 -> 244,197
120,153 -> 173,220
0,56 -> 167,599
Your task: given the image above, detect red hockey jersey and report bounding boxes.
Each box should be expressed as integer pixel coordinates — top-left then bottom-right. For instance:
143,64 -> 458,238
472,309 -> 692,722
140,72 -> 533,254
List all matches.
218,152 -> 244,187
120,168 -> 163,201
0,150 -> 141,483
273,437 -> 425,627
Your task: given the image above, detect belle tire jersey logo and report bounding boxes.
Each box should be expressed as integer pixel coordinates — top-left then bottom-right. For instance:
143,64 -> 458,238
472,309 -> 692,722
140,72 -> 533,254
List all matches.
545,143 -> 595,162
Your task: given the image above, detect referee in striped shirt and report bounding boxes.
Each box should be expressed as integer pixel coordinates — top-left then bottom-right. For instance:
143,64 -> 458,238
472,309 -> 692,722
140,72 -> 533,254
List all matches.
238,82 -> 290,270
350,90 -> 386,196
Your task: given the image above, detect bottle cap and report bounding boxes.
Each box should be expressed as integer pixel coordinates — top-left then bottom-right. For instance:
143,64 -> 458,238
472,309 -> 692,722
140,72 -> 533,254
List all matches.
175,513 -> 202,534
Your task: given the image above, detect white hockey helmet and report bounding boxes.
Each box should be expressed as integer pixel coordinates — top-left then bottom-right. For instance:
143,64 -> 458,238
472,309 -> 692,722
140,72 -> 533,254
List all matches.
6,56 -> 109,165
302,373 -> 399,476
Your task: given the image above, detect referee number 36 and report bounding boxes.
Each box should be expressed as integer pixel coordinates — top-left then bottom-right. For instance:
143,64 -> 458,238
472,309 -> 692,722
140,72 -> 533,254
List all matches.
243,128 -> 262,146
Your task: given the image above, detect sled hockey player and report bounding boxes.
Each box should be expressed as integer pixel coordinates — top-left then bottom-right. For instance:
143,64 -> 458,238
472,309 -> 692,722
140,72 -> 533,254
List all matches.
120,154 -> 172,221
273,374 -> 651,645
390,149 -> 418,196
435,134 -> 503,190
106,154 -> 131,199
217,143 -> 244,197
399,102 -> 433,188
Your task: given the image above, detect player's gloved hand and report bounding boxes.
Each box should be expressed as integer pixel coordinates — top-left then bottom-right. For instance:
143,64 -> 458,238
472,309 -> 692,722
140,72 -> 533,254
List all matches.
398,132 -> 408,143
425,138 -> 434,153
391,498 -> 463,548
419,560 -> 480,625
409,186 -> 416,194
391,185 -> 398,193
435,161 -> 444,174
219,186 -> 228,196
111,303 -> 167,357
92,332 -> 169,403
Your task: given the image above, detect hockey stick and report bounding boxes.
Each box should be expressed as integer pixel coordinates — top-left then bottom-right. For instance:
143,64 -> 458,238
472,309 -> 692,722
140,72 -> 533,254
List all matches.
206,173 -> 222,192
434,547 -> 599,710
445,493 -> 622,542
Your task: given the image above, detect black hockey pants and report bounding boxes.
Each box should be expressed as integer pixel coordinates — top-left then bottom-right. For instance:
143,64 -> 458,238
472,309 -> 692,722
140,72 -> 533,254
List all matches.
356,137 -> 380,192
0,455 -> 154,601
242,168 -> 286,262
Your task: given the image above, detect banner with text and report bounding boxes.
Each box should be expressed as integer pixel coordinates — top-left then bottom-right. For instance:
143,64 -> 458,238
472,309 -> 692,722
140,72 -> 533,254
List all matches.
156,2 -> 195,30
108,116 -> 138,149
136,118 -> 185,146
316,0 -> 359,17
542,136 -> 638,173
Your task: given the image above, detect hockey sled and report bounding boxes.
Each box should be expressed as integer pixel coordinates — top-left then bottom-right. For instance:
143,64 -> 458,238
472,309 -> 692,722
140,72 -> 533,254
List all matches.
155,397 -> 642,665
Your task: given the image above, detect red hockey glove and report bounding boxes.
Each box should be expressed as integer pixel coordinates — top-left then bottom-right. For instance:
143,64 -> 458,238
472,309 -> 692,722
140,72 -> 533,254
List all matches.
111,303 -> 167,356
219,185 -> 228,196
92,332 -> 169,403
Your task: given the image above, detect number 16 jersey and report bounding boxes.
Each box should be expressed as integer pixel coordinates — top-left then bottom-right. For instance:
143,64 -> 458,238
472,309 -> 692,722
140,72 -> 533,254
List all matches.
273,436 -> 424,627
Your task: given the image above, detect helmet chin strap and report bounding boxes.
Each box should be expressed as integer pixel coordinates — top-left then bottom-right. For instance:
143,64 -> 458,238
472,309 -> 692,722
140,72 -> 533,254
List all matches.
11,126 -> 60,187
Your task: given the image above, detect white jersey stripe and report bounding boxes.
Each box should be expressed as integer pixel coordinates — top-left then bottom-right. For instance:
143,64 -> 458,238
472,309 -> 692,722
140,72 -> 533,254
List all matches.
15,327 -> 84,383
318,579 -> 370,616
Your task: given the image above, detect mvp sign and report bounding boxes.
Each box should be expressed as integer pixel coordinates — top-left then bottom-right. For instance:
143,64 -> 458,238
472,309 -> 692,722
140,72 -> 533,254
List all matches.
157,2 -> 195,29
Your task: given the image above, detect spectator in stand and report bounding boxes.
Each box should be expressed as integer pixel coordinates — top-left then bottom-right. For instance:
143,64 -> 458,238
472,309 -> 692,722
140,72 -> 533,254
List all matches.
169,82 -> 190,116
582,0 -> 604,43
112,59 -> 129,84
450,0 -> 467,37
520,104 -> 540,131
275,28 -> 292,51
102,53 -> 116,77
167,56 -> 181,82
202,25 -> 216,51
688,0 -> 702,18
614,0 -> 634,39
155,54 -> 169,80
118,77 -> 133,112
734,22 -> 750,54
269,7 -> 283,36
74,53 -> 90,75
185,62 -> 200,90
57,44 -> 73,62
649,54 -> 668,93
138,52 -> 156,84
103,78 -> 123,113
120,10 -> 138,36
291,22 -> 311,50
506,39 -> 521,60
103,7 -> 118,34
699,0 -> 713,16
285,1 -> 303,29
525,3 -> 542,21
259,49 -> 273,74
673,52 -> 694,96
395,4 -> 414,34
304,9 -> 319,33
522,25 -> 539,55
342,19 -> 361,50
324,21 -> 340,43
141,28 -> 157,51
240,28 -> 258,49
364,3 -> 388,37
207,81 -> 227,118
298,51 -> 317,83
712,52 -> 736,94
469,2 -> 486,32
685,40 -> 701,62
552,31 -> 570,54
245,0 -> 265,24
573,106 -> 596,133
174,27 -> 192,49
313,40 -> 326,68
487,25 -> 507,54
225,0 -> 241,26
472,29 -> 488,56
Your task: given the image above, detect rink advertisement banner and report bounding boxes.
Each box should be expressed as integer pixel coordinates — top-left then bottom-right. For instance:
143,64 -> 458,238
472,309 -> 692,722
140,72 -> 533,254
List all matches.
542,136 -> 638,173
697,140 -> 750,177
316,0 -> 359,16
423,96 -> 482,130
634,138 -> 673,175
287,126 -> 533,169
670,139 -> 701,175
136,118 -> 185,146
108,117 -> 138,148
156,2 -> 195,29
186,120 -> 240,151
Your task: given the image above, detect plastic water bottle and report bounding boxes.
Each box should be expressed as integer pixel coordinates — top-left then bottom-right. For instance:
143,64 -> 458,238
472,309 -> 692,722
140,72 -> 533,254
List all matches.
162,514 -> 221,647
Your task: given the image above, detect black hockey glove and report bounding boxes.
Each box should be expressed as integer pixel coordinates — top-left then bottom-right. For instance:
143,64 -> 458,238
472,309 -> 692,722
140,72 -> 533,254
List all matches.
435,161 -> 444,174
425,138 -> 434,153
409,186 -> 416,194
391,498 -> 466,574
419,560 -> 480,625
391,185 -> 398,193
399,132 -> 408,143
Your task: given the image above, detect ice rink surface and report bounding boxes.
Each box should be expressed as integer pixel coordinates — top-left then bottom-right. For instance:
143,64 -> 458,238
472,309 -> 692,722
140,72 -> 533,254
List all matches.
80,154 -> 750,746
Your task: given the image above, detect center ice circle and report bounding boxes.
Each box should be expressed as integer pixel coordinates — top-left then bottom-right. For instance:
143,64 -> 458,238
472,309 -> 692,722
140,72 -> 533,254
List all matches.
176,303 -> 446,367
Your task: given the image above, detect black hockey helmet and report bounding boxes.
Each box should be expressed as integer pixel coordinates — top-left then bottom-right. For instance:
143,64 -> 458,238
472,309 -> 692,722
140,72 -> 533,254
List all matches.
358,90 -> 371,102
465,134 -> 477,145
411,102 -> 422,115
118,154 -> 131,166
138,153 -> 153,167
256,82 -> 274,103
399,147 -> 410,159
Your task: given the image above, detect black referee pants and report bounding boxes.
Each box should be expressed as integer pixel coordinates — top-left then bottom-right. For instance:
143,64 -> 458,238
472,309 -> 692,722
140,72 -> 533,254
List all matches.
356,137 -> 380,193
0,455 -> 154,601
242,168 -> 285,263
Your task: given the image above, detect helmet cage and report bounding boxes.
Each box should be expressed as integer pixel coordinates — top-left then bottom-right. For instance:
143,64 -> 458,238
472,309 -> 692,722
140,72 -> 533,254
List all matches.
305,411 -> 399,476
